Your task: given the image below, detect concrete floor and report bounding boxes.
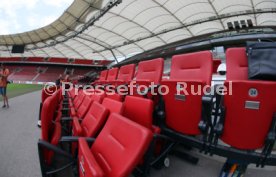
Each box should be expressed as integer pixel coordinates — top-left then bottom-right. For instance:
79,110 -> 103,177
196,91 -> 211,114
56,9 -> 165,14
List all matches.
0,91 -> 275,177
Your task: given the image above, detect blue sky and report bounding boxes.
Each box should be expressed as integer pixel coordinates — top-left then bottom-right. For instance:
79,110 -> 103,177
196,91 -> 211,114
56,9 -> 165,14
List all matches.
0,0 -> 74,35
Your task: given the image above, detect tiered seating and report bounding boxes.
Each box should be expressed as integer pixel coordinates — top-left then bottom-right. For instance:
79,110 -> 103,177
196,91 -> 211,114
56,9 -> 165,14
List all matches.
9,66 -> 38,81
112,64 -> 135,86
101,67 -> 119,85
35,67 -> 65,82
37,49 -> 276,177
72,68 -> 92,76
92,70 -> 108,85
38,88 -> 154,177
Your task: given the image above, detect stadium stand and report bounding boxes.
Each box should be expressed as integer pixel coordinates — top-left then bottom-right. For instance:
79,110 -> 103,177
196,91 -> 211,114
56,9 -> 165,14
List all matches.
9,66 -> 38,81
1,1 -> 276,177
34,67 -> 65,82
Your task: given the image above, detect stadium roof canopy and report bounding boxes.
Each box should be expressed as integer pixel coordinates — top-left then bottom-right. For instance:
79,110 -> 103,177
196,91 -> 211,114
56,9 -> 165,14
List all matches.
0,0 -> 275,62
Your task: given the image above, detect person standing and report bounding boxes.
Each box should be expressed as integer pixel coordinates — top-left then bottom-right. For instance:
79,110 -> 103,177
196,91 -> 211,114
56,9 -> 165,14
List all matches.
55,74 -> 63,87
0,63 -> 10,108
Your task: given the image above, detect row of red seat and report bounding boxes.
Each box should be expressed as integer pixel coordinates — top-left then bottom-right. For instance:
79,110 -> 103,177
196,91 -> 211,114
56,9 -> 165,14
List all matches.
92,48 -> 276,165
92,55 -> 221,87
38,48 -> 276,177
38,87 -> 162,177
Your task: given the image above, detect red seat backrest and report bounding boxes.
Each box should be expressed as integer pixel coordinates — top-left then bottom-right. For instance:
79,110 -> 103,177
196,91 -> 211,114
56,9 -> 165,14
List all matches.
90,90 -> 105,104
77,96 -> 93,118
81,102 -> 109,137
41,94 -> 62,164
226,48 -> 248,80
41,96 -> 55,142
68,88 -> 78,99
41,86 -> 57,103
123,96 -> 154,130
90,113 -> 153,177
105,92 -> 124,102
136,58 -> 164,85
102,98 -> 123,114
74,90 -> 86,109
98,70 -> 108,81
117,64 -> 135,82
222,81 -> 276,150
170,51 -> 213,85
106,68 -> 119,81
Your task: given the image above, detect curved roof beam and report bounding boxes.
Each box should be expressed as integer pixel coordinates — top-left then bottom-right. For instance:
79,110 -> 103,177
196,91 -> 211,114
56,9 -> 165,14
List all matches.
152,0 -> 194,36
91,25 -> 145,52
173,2 -> 210,15
207,0 -> 225,29
90,6 -> 167,44
94,8 -> 276,53
71,38 -> 108,60
250,0 -> 258,24
218,4 -> 252,14
77,34 -> 126,58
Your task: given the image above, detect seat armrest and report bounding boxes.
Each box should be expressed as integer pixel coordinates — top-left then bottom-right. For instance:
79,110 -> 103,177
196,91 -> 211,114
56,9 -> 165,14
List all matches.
60,136 -> 95,143
61,117 -> 73,121
78,138 -> 104,177
38,139 -> 73,160
153,133 -> 174,141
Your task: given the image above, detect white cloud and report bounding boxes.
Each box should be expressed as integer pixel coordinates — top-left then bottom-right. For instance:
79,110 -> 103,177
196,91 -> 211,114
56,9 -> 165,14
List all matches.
27,15 -> 57,29
0,20 -> 11,34
42,0 -> 72,7
0,0 -> 73,35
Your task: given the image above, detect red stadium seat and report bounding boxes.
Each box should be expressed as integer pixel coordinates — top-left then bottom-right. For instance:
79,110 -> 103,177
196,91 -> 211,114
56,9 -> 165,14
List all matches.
215,48 -> 276,150
72,98 -> 123,137
89,90 -> 105,103
69,96 -> 92,118
105,92 -> 124,102
39,85 -> 58,123
69,90 -> 86,110
72,102 -> 109,138
136,58 -> 164,85
92,70 -> 108,85
102,98 -> 123,114
62,90 -> 106,128
226,48 -> 248,80
67,87 -> 79,100
103,67 -> 119,84
123,96 -> 154,131
40,95 -> 62,165
78,113 -> 153,177
130,58 -> 164,98
221,81 -> 276,150
161,51 -> 213,135
112,64 -> 136,86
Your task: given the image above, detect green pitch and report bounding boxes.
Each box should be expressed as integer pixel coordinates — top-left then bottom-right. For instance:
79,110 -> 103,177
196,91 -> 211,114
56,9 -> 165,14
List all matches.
0,84 -> 43,101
